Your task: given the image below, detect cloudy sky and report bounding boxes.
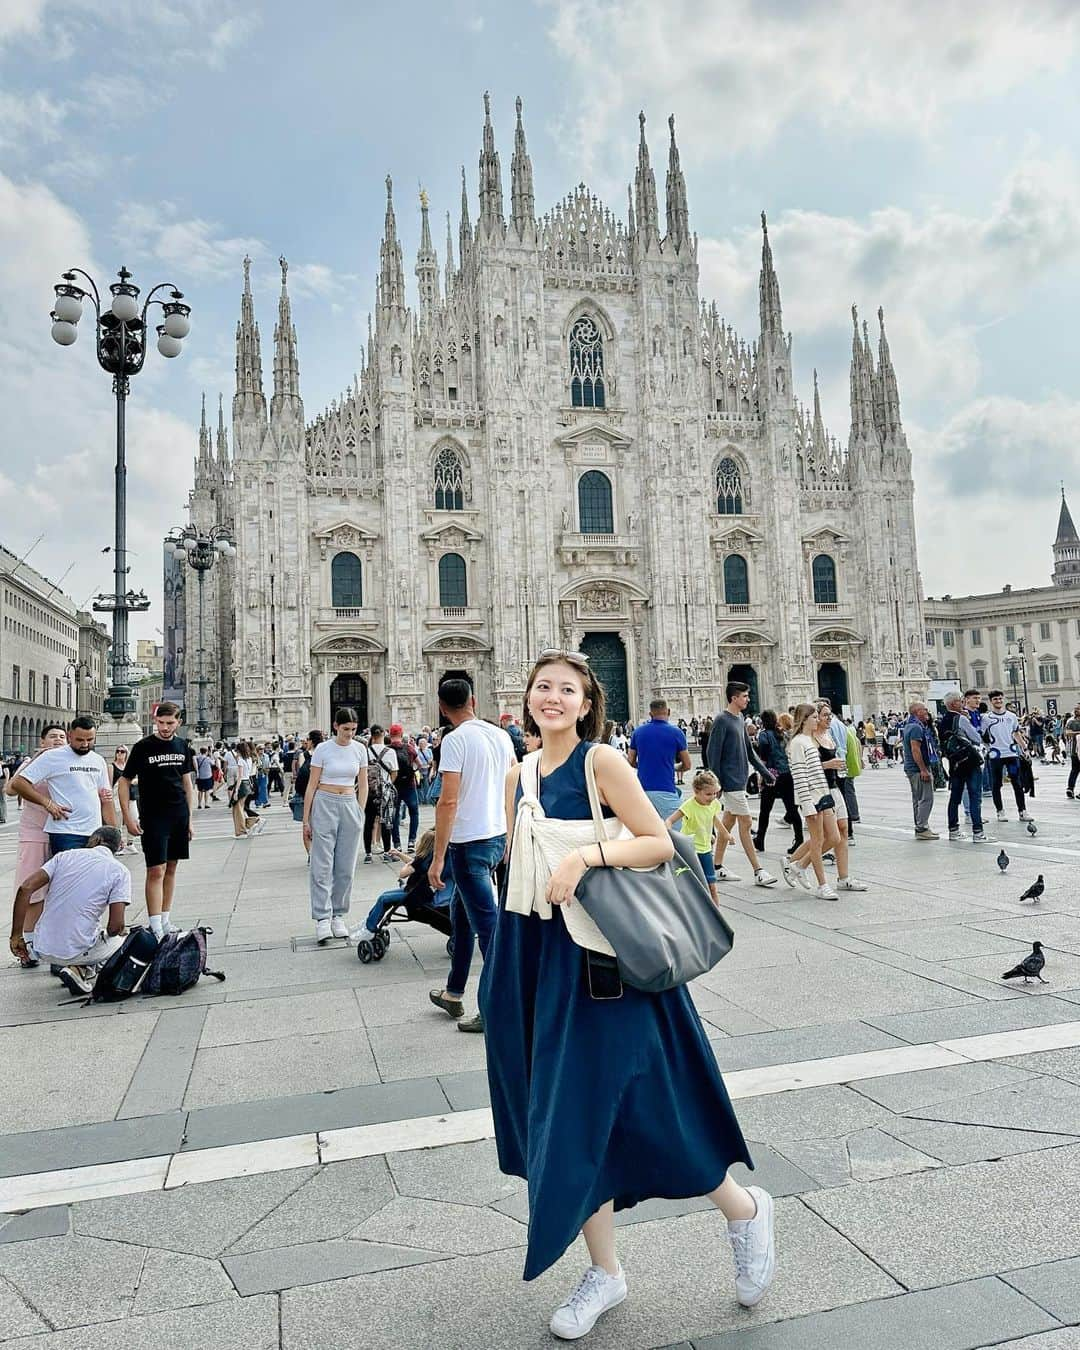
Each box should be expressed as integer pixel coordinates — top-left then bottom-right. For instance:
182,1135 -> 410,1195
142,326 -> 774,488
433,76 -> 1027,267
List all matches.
2,0 -> 1079,646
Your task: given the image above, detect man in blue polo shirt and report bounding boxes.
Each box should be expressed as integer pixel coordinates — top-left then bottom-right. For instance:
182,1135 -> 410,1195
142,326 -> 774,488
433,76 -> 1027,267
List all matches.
628,699 -> 691,817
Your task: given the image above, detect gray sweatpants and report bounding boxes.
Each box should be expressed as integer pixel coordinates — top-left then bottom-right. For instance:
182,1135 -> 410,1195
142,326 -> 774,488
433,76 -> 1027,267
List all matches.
905,771 -> 935,832
308,791 -> 362,921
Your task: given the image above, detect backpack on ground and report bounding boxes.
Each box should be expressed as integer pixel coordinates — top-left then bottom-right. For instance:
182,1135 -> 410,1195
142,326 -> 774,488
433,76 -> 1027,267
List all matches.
90,927 -> 160,1003
142,925 -> 226,996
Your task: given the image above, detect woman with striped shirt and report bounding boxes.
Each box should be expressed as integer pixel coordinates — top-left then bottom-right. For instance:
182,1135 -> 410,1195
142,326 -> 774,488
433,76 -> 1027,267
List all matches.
782,703 -> 842,900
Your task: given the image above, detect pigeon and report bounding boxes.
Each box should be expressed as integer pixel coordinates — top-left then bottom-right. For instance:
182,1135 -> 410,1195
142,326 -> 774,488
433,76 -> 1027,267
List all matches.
1002,942 -> 1047,984
997,849 -> 1010,872
1026,820 -> 1038,836
1019,875 -> 1045,903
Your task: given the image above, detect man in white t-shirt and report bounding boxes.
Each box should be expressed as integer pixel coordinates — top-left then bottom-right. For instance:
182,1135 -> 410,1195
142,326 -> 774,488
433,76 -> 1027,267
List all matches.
983,690 -> 1031,823
429,677 -> 515,1034
9,826 -> 130,996
11,717 -> 115,854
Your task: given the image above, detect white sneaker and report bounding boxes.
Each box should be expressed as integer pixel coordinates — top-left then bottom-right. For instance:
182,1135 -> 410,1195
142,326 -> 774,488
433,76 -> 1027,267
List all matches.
727,1186 -> 777,1308
997,811 -> 1008,822
781,859 -> 799,888
794,865 -> 814,892
350,926 -> 377,944
815,883 -> 839,900
754,869 -> 778,887
315,918 -> 333,944
836,877 -> 868,891
948,830 -> 970,842
1018,811 -> 1032,821
330,917 -> 349,940
715,865 -> 740,881
972,832 -> 997,843
550,1265 -> 627,1340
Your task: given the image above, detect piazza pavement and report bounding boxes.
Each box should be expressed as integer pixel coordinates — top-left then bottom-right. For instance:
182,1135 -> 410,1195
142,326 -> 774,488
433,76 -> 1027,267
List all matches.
2,761 -> 1080,1349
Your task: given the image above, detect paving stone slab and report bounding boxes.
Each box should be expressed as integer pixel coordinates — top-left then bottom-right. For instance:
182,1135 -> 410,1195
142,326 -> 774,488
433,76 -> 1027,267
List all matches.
74,1165 -> 316,1258
911,1075 -> 1080,1137
388,1138 -> 525,1207
367,1017 -> 490,1082
731,1084 -> 892,1145
0,1205 -> 69,1244
0,1111 -> 186,1179
227,1157 -> 395,1253
182,1075 -> 448,1150
693,1276 -> 1058,1350
438,1069 -> 490,1111
0,1290 -> 280,1349
710,1020 -> 907,1073
0,1274 -> 49,1337
117,1006 -> 207,1119
129,1248 -> 238,1316
803,1143 -> 1080,1289
0,1233 -> 146,1328
1002,1256 -> 1080,1325
224,1236 -> 448,1294
280,1200 -> 899,1350
977,1332 -> 1080,1350
849,923 -> 1026,962
999,1046 -> 1080,1087
949,948 -> 1080,992
357,975 -> 482,1028
184,1026 -> 380,1108
881,1116 -> 1080,1165
850,1059 -> 1037,1113
865,996 -> 1080,1045
199,988 -> 364,1047
352,1195 -> 527,1254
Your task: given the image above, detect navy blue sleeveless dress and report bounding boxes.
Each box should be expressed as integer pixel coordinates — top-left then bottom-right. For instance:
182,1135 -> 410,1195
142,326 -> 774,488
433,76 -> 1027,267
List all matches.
478,740 -> 753,1281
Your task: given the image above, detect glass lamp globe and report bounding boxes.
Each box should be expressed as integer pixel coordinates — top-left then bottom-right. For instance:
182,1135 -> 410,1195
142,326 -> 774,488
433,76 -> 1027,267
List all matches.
54,293 -> 83,324
157,332 -> 182,358
111,290 -> 139,322
163,310 -> 191,339
51,320 -> 78,346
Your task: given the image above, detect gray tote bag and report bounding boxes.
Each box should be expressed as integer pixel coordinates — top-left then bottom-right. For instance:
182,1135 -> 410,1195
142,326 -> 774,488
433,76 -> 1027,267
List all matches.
574,747 -> 734,993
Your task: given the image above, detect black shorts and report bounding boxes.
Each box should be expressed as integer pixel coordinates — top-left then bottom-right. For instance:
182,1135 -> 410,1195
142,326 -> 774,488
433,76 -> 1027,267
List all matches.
141,815 -> 190,866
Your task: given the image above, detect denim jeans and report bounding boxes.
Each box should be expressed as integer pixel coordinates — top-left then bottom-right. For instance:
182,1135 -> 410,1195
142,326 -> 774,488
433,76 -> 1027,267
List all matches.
392,787 -> 420,850
948,759 -> 983,833
447,834 -> 505,965
644,789 -> 683,819
446,891 -> 476,999
48,833 -> 91,856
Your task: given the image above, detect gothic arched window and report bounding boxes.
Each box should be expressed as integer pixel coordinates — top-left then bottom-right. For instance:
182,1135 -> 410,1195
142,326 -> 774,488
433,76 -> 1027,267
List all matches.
724,554 -> 750,606
812,554 -> 837,605
716,456 -> 744,515
578,470 -> 614,534
331,552 -> 362,608
569,315 -> 606,409
438,552 -> 468,608
432,445 -> 464,511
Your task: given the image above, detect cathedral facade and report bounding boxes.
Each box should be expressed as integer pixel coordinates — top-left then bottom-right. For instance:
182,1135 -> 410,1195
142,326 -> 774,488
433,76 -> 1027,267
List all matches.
176,97 -> 927,740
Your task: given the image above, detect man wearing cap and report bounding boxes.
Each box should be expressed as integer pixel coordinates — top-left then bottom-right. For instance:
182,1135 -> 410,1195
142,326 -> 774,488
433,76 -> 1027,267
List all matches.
388,724 -> 420,854
499,712 -> 526,762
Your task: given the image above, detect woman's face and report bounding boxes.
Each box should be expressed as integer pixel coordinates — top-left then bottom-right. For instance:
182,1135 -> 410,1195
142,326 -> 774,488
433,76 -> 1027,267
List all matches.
528,661 -> 590,735
335,722 -> 357,741
43,728 -> 67,750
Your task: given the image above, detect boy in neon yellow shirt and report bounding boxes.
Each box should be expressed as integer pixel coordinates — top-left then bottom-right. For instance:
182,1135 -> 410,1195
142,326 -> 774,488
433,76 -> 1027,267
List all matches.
665,770 -> 732,905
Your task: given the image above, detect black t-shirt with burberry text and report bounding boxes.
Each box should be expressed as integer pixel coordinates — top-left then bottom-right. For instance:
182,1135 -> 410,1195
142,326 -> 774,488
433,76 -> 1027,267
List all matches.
121,734 -> 195,820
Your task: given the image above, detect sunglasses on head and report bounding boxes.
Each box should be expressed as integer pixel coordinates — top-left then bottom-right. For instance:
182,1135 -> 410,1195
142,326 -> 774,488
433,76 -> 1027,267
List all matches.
536,648 -> 589,664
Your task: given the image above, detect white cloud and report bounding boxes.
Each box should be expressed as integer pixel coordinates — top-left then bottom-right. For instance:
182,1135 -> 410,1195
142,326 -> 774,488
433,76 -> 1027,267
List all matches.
0,0 -> 49,43
116,203 -> 265,282
547,0 -> 1080,170
0,89 -> 69,153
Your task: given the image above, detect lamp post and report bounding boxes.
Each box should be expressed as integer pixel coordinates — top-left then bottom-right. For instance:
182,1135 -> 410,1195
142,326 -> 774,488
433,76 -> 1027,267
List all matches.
1006,640 -> 1031,714
165,526 -> 235,736
49,266 -> 191,737
63,659 -> 91,717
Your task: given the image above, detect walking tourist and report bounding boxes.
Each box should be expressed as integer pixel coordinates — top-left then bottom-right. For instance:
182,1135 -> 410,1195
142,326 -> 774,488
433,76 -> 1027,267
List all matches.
195,746 -> 214,809
665,769 -> 731,904
303,707 -> 369,943
984,690 -> 1031,822
627,698 -> 691,817
364,725 -> 398,862
5,723 -> 67,967
902,701 -> 941,840
1066,703 -> 1080,798
752,709 -> 803,855
813,704 -> 866,891
938,692 -> 993,843
706,682 -> 778,886
388,723 -> 420,853
783,703 -> 842,899
428,676 -> 515,1035
10,717 -> 116,853
480,650 -> 775,1339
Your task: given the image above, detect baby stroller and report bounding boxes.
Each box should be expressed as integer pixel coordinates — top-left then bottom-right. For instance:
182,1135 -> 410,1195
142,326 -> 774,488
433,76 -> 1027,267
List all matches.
356,879 -> 454,964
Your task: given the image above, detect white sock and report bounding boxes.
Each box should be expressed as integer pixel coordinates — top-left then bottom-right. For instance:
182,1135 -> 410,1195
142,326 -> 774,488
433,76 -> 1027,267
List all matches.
149,914 -> 164,939
161,914 -> 175,934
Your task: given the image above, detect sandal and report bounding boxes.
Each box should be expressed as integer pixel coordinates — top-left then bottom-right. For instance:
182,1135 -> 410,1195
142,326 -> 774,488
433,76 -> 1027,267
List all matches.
429,989 -> 465,1019
17,951 -> 39,969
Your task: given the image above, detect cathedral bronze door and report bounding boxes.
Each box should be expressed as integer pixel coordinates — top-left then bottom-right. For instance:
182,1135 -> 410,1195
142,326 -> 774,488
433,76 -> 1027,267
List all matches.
329,674 -> 369,729
817,662 -> 848,713
726,663 -> 760,716
580,633 -> 629,723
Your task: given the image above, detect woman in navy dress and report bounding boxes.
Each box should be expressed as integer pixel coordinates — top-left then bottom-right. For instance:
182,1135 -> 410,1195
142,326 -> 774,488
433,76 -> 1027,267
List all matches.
479,652 -> 777,1340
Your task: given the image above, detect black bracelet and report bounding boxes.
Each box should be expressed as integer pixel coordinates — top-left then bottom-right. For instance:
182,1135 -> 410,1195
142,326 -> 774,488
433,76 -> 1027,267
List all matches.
596,840 -> 608,868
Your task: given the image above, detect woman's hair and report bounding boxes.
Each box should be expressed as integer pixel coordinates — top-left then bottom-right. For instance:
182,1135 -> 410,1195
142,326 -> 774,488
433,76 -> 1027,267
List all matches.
522,652 -> 606,743
601,719 -> 615,745
760,709 -> 778,733
333,706 -> 359,727
413,828 -> 436,860
777,712 -> 793,733
791,702 -> 818,736
692,769 -> 719,792
308,729 -> 324,747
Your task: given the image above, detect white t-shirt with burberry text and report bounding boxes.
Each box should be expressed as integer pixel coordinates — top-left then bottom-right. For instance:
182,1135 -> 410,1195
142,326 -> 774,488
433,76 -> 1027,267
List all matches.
19,746 -> 111,835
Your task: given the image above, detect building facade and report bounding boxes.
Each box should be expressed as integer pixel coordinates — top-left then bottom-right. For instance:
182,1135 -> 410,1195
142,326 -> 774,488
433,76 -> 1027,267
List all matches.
923,493 -> 1080,714
178,98 -> 926,738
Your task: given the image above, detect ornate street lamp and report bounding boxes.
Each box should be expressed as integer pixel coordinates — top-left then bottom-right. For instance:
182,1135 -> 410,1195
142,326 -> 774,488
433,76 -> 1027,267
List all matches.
50,266 -> 191,725
63,658 -> 92,717
165,525 -> 235,735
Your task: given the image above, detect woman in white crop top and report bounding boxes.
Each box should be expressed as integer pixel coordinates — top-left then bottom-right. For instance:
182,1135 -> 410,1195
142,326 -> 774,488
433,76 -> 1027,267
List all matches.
303,707 -> 369,944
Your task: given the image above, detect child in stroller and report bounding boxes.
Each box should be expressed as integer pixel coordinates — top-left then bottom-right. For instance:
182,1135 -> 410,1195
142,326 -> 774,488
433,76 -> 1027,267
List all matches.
351,829 -> 452,963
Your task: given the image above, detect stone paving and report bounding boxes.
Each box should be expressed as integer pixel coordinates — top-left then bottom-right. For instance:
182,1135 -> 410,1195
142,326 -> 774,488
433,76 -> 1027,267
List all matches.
2,762 -> 1080,1347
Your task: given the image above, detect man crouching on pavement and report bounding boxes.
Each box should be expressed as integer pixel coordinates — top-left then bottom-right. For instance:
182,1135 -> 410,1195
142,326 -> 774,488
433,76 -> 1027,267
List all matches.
9,827 -> 130,997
